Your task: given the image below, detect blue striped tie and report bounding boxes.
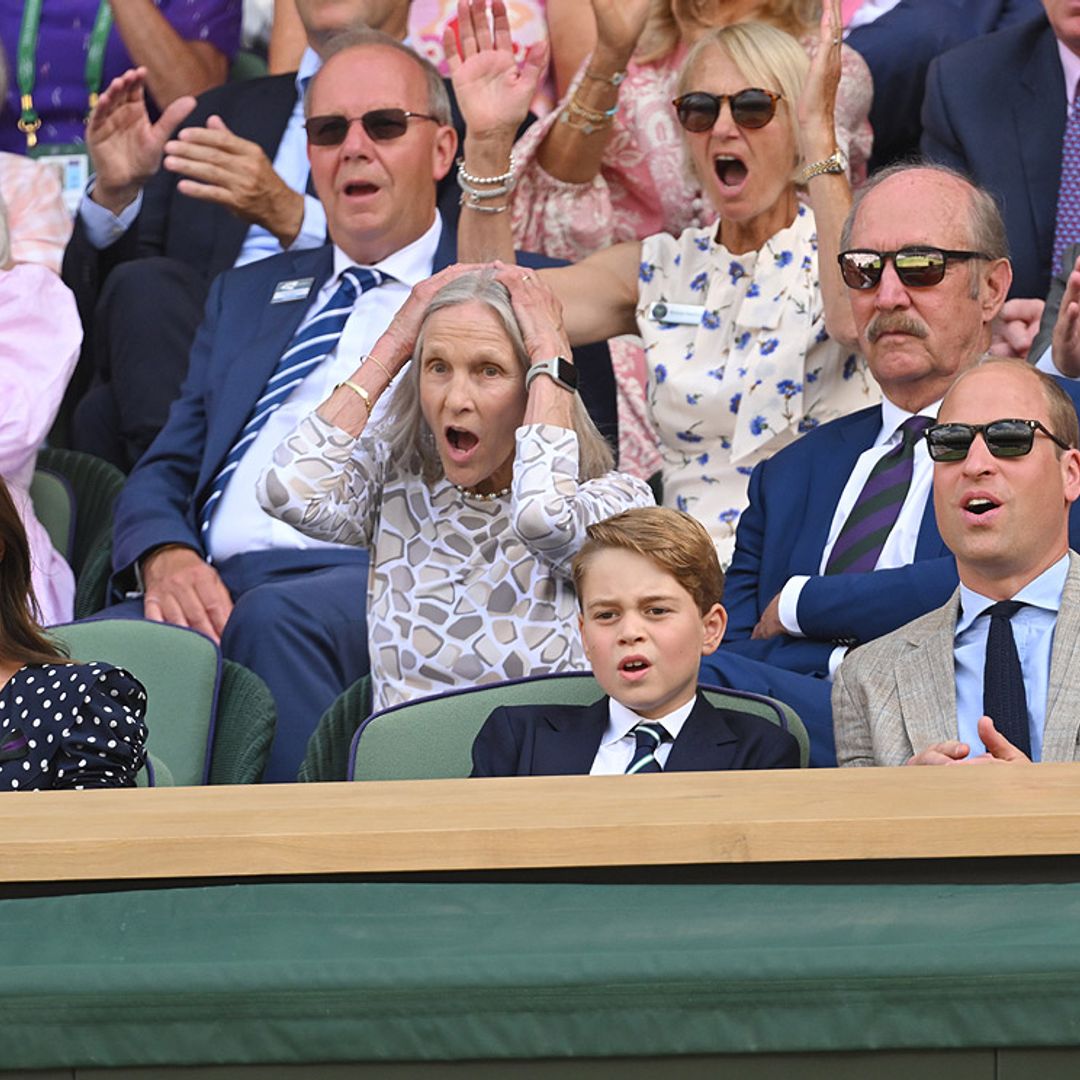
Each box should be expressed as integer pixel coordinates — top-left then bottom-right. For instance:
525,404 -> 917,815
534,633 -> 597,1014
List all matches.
626,722 -> 668,774
198,266 -> 386,538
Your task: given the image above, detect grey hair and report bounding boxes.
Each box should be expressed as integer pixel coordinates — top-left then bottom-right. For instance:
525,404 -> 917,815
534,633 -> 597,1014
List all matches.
304,28 -> 451,126
380,270 -> 616,483
840,160 -> 1009,298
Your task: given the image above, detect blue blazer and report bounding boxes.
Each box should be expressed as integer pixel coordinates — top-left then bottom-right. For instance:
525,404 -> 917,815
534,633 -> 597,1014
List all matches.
470,692 -> 800,777
921,13 -> 1064,300
111,234 -> 618,582
722,379 -> 1080,679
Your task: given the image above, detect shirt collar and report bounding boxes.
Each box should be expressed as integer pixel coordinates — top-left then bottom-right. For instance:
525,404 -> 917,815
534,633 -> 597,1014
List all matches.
296,47 -> 321,97
956,553 -> 1070,634
1058,39 -> 1080,111
330,213 -> 443,289
876,395 -> 943,448
603,695 -> 698,747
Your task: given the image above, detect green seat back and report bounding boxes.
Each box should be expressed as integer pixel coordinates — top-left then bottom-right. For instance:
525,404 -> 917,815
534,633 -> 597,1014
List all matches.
49,620 -> 220,786
29,469 -> 75,562
299,676 -> 372,783
349,675 -> 808,781
34,447 -> 126,618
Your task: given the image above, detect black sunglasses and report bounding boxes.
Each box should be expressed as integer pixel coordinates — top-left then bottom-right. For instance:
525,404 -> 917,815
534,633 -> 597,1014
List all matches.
672,89 -> 782,133
925,419 -> 1073,462
305,109 -> 439,146
838,246 -> 991,290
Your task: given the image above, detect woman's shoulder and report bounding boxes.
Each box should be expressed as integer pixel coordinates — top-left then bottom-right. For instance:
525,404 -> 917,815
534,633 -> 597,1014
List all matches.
9,662 -> 147,707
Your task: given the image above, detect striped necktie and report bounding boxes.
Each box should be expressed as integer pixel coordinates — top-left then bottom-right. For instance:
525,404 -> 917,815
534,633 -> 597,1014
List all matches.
1054,86 -> 1080,280
982,601 -> 1031,757
198,266 -> 385,538
626,722 -> 668,774
825,415 -> 931,575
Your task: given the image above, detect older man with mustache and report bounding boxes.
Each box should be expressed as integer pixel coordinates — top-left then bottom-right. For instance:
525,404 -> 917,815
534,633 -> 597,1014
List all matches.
715,163 -> 1080,688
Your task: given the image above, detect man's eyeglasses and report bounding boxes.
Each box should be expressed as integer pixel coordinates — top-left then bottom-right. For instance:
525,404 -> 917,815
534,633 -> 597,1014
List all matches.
304,109 -> 439,146
837,247 -> 991,290
672,89 -> 782,133
925,419 -> 1073,462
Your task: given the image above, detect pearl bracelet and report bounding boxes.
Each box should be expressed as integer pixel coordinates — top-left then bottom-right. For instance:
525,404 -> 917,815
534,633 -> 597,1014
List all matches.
456,154 -> 516,187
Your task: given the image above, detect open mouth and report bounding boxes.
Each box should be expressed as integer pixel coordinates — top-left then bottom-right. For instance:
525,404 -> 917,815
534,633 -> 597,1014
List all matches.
964,495 -> 1000,517
446,426 -> 479,460
618,657 -> 652,681
343,180 -> 378,197
714,155 -> 748,190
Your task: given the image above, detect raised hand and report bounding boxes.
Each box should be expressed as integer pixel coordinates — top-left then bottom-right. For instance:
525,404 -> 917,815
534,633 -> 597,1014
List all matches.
87,67 -> 195,214
589,0 -> 650,66
446,0 -> 548,141
796,0 -> 842,163
164,115 -> 304,245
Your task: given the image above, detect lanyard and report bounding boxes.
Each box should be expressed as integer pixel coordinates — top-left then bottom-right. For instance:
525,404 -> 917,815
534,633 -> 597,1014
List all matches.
17,0 -> 115,148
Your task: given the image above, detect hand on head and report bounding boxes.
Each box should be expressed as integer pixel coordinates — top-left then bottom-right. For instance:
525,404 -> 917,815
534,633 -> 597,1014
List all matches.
446,0 -> 548,140
493,262 -> 571,361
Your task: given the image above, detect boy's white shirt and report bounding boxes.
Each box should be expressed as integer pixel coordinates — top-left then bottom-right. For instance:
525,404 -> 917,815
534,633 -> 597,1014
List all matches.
589,695 -> 698,774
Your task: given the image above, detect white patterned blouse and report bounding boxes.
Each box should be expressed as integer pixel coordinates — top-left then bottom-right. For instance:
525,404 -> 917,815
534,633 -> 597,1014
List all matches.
258,416 -> 654,711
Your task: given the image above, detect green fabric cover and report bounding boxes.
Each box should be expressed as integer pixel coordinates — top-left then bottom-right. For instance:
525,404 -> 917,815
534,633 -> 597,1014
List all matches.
29,469 -> 74,561
5,881 -> 1080,1069
354,675 -> 809,780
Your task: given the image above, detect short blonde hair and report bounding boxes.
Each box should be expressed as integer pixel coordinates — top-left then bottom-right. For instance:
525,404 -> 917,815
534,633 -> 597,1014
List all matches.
572,507 -> 724,615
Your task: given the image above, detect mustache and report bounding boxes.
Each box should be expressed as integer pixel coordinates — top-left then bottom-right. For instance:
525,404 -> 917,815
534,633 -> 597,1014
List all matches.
866,314 -> 930,343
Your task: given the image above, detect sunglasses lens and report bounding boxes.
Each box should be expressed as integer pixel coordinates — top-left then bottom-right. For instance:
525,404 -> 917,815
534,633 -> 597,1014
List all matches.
894,248 -> 947,287
362,109 -> 410,140
838,251 -> 884,290
675,93 -> 719,133
306,115 -> 349,146
984,421 -> 1035,458
926,425 -> 974,462
731,89 -> 776,128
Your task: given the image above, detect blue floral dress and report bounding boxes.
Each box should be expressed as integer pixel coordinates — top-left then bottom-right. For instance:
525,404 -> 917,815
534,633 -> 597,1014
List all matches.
637,204 -> 878,563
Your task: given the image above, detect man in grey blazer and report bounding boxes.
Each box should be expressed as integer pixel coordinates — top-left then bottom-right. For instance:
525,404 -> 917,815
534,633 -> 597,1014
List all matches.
834,358 -> 1080,766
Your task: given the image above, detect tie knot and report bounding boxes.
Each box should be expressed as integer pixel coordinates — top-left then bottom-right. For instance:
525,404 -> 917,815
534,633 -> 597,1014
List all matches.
900,414 -> 932,446
340,266 -> 387,298
632,721 -> 667,751
982,600 -> 1025,622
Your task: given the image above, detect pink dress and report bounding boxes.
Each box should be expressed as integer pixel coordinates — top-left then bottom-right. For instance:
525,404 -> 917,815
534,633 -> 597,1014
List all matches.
0,265 -> 80,624
509,41 -> 874,478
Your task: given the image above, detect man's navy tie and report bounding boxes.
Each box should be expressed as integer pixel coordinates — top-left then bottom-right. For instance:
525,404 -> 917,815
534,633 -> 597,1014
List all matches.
982,600 -> 1031,757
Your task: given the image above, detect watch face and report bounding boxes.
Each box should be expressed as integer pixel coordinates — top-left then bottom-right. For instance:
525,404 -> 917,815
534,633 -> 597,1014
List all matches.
555,356 -> 579,390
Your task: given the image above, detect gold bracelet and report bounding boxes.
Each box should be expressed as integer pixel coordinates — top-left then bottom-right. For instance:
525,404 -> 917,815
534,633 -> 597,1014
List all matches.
363,353 -> 393,383
568,94 -> 618,123
559,109 -> 613,135
582,67 -> 626,87
336,379 -> 372,414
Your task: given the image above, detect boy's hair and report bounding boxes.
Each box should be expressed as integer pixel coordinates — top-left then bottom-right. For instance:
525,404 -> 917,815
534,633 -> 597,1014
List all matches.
572,507 -> 724,615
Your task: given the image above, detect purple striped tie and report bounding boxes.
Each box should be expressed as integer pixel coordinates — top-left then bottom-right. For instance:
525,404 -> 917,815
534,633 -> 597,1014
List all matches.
825,415 -> 931,575
1054,85 -> 1080,280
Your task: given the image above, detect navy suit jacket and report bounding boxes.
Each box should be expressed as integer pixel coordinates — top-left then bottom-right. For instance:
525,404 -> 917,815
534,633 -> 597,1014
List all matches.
111,231 -> 617,581
921,14 -> 1065,300
722,380 -> 1080,679
470,692 -> 800,777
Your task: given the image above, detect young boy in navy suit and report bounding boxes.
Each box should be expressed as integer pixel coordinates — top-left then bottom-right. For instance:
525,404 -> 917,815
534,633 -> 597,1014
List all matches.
471,508 -> 801,776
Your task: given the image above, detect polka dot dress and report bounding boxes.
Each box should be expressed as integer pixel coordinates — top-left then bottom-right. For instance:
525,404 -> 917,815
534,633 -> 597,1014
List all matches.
0,664 -> 148,791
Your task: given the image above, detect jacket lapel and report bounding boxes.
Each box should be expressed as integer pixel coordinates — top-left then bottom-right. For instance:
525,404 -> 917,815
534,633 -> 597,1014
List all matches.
1042,552 -> 1080,761
665,694 -> 738,771
532,698 -> 610,775
895,594 -> 959,753
198,246 -> 335,495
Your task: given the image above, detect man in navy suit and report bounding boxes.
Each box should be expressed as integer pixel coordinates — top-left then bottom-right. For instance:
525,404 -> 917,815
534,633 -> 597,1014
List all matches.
472,509 -> 800,777
920,4 -> 1072,302
108,32 -> 464,782
721,163 -> 1080,682
63,0 -> 472,470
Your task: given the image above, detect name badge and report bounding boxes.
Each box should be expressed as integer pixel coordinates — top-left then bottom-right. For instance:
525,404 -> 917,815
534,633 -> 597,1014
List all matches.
271,277 -> 316,304
646,301 -> 706,326
29,144 -> 89,216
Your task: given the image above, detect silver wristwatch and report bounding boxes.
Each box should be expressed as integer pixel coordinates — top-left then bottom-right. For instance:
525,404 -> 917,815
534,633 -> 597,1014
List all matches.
525,356 -> 578,393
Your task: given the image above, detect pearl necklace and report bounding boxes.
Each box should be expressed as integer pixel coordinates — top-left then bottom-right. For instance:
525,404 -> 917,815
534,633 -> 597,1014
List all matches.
455,483 -> 511,501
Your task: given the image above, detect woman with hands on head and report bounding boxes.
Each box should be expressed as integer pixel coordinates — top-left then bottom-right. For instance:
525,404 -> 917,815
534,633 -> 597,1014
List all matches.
449,0 -> 877,563
257,264 -> 653,712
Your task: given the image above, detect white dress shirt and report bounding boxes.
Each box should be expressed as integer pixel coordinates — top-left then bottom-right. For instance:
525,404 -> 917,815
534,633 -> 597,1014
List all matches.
207,215 -> 442,563
589,696 -> 697,774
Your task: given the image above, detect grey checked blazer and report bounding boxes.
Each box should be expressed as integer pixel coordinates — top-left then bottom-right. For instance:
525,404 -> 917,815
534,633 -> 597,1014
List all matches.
833,551 -> 1080,766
